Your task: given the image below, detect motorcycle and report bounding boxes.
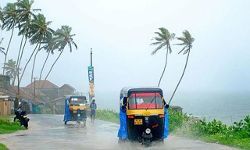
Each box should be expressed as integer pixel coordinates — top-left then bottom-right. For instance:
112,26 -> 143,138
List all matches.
14,110 -> 30,129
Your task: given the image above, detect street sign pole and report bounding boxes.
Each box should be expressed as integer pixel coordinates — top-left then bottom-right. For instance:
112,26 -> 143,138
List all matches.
88,48 -> 95,101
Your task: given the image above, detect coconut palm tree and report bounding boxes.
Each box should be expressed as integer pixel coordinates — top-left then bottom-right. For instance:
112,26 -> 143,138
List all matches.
44,25 -> 77,80
168,30 -> 194,105
15,0 -> 40,86
29,13 -> 53,83
39,34 -> 57,81
20,13 -> 53,83
0,39 -> 5,56
151,27 -> 175,87
0,6 -> 3,27
2,3 -> 18,75
16,0 -> 40,69
2,59 -> 20,85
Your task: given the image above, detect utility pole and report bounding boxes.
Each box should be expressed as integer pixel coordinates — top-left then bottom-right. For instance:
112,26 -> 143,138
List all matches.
88,48 -> 95,101
90,48 -> 93,67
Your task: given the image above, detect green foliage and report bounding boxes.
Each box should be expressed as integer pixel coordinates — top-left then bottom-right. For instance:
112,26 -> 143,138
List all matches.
0,143 -> 8,150
168,108 -> 188,132
96,109 -> 119,123
170,111 -> 250,150
0,117 -> 24,134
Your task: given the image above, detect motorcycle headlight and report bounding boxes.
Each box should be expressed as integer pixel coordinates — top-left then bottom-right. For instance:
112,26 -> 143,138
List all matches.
145,128 -> 151,134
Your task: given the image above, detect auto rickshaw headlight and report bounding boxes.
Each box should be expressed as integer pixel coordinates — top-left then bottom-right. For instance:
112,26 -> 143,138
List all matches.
145,128 -> 151,134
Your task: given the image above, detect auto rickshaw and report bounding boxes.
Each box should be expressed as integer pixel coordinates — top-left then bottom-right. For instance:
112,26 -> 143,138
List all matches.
64,96 -> 88,125
118,87 -> 169,145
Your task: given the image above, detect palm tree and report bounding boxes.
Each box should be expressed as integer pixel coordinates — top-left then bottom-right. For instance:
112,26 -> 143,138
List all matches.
168,30 -> 194,105
39,34 -> 56,81
29,13 -> 53,83
44,25 -> 77,80
0,38 -> 5,56
0,6 -> 3,27
20,13 -> 53,83
151,27 -> 175,87
1,3 -> 18,75
15,0 -> 40,86
16,0 -> 40,66
2,59 -> 20,85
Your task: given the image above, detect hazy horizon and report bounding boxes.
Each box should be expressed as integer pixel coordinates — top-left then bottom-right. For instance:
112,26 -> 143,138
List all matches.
1,0 -> 250,96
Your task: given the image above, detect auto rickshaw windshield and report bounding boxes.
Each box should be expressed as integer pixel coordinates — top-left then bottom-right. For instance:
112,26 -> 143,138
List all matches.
128,92 -> 163,109
70,97 -> 87,105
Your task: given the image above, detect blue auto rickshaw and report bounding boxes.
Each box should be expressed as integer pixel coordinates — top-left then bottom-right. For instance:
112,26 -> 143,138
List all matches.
118,87 -> 169,145
64,96 -> 88,125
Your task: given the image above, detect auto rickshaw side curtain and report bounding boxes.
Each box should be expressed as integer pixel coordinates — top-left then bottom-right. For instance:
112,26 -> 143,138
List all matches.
118,108 -> 128,139
64,98 -> 71,122
164,108 -> 169,138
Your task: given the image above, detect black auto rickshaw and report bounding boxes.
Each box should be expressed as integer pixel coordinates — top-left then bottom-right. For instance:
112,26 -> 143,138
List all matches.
64,96 -> 88,126
118,87 -> 169,145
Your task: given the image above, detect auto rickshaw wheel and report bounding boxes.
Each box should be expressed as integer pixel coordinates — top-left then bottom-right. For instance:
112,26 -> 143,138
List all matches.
64,121 -> 67,125
142,139 -> 151,147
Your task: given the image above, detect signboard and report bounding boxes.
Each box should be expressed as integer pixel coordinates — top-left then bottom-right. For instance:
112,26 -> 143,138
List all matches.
88,66 -> 94,83
88,66 -> 95,98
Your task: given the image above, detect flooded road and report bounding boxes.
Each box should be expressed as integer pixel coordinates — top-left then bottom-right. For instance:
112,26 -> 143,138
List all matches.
0,114 -> 236,150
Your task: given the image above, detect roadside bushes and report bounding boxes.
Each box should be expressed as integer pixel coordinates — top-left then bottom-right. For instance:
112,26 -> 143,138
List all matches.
0,143 -> 8,150
172,113 -> 250,149
0,117 -> 23,134
96,109 -> 119,123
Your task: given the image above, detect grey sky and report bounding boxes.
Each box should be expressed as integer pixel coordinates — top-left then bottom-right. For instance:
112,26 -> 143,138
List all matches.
1,0 -> 250,98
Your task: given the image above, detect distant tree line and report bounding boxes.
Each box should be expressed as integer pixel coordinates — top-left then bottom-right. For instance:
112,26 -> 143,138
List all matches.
0,0 -> 77,107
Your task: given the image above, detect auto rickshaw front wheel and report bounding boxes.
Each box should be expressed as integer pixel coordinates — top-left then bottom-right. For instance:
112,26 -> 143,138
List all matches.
64,121 -> 67,125
142,139 -> 151,147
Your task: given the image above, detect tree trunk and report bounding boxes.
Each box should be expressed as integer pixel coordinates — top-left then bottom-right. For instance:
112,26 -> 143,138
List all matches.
3,27 -> 14,75
45,50 -> 64,80
17,37 -> 28,69
168,50 -> 190,105
13,35 -> 25,86
16,71 -> 21,110
31,44 -> 41,83
39,51 -> 50,81
20,43 -> 39,82
158,48 -> 169,87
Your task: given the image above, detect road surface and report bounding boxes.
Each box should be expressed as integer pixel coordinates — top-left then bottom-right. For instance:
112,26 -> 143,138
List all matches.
0,114 -> 237,150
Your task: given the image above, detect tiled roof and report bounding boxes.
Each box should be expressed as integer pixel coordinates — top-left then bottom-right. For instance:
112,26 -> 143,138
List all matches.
26,80 -> 59,89
60,84 -> 75,90
0,86 -> 43,104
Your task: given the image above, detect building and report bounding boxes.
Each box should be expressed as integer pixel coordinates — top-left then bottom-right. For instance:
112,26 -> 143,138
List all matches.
23,80 -> 76,114
0,95 -> 12,115
59,84 -> 75,96
24,80 -> 60,102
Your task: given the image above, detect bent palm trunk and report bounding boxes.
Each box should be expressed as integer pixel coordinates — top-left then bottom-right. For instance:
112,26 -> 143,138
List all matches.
3,28 -> 15,75
169,50 -> 190,105
31,45 -> 41,83
20,43 -> 39,82
39,51 -> 50,81
158,48 -> 169,87
45,50 -> 64,80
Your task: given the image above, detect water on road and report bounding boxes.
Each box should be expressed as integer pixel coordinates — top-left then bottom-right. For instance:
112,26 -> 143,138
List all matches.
0,114 -> 236,150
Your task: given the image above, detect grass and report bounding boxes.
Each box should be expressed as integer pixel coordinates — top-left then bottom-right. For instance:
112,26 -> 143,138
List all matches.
0,116 -> 24,134
96,109 -> 119,123
0,143 -> 8,150
96,109 -> 250,150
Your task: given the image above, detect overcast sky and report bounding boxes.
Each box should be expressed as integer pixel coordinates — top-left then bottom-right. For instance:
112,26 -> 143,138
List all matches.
1,0 -> 250,99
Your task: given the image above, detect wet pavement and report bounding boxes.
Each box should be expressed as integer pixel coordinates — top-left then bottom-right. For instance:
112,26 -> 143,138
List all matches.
0,114 -> 237,150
